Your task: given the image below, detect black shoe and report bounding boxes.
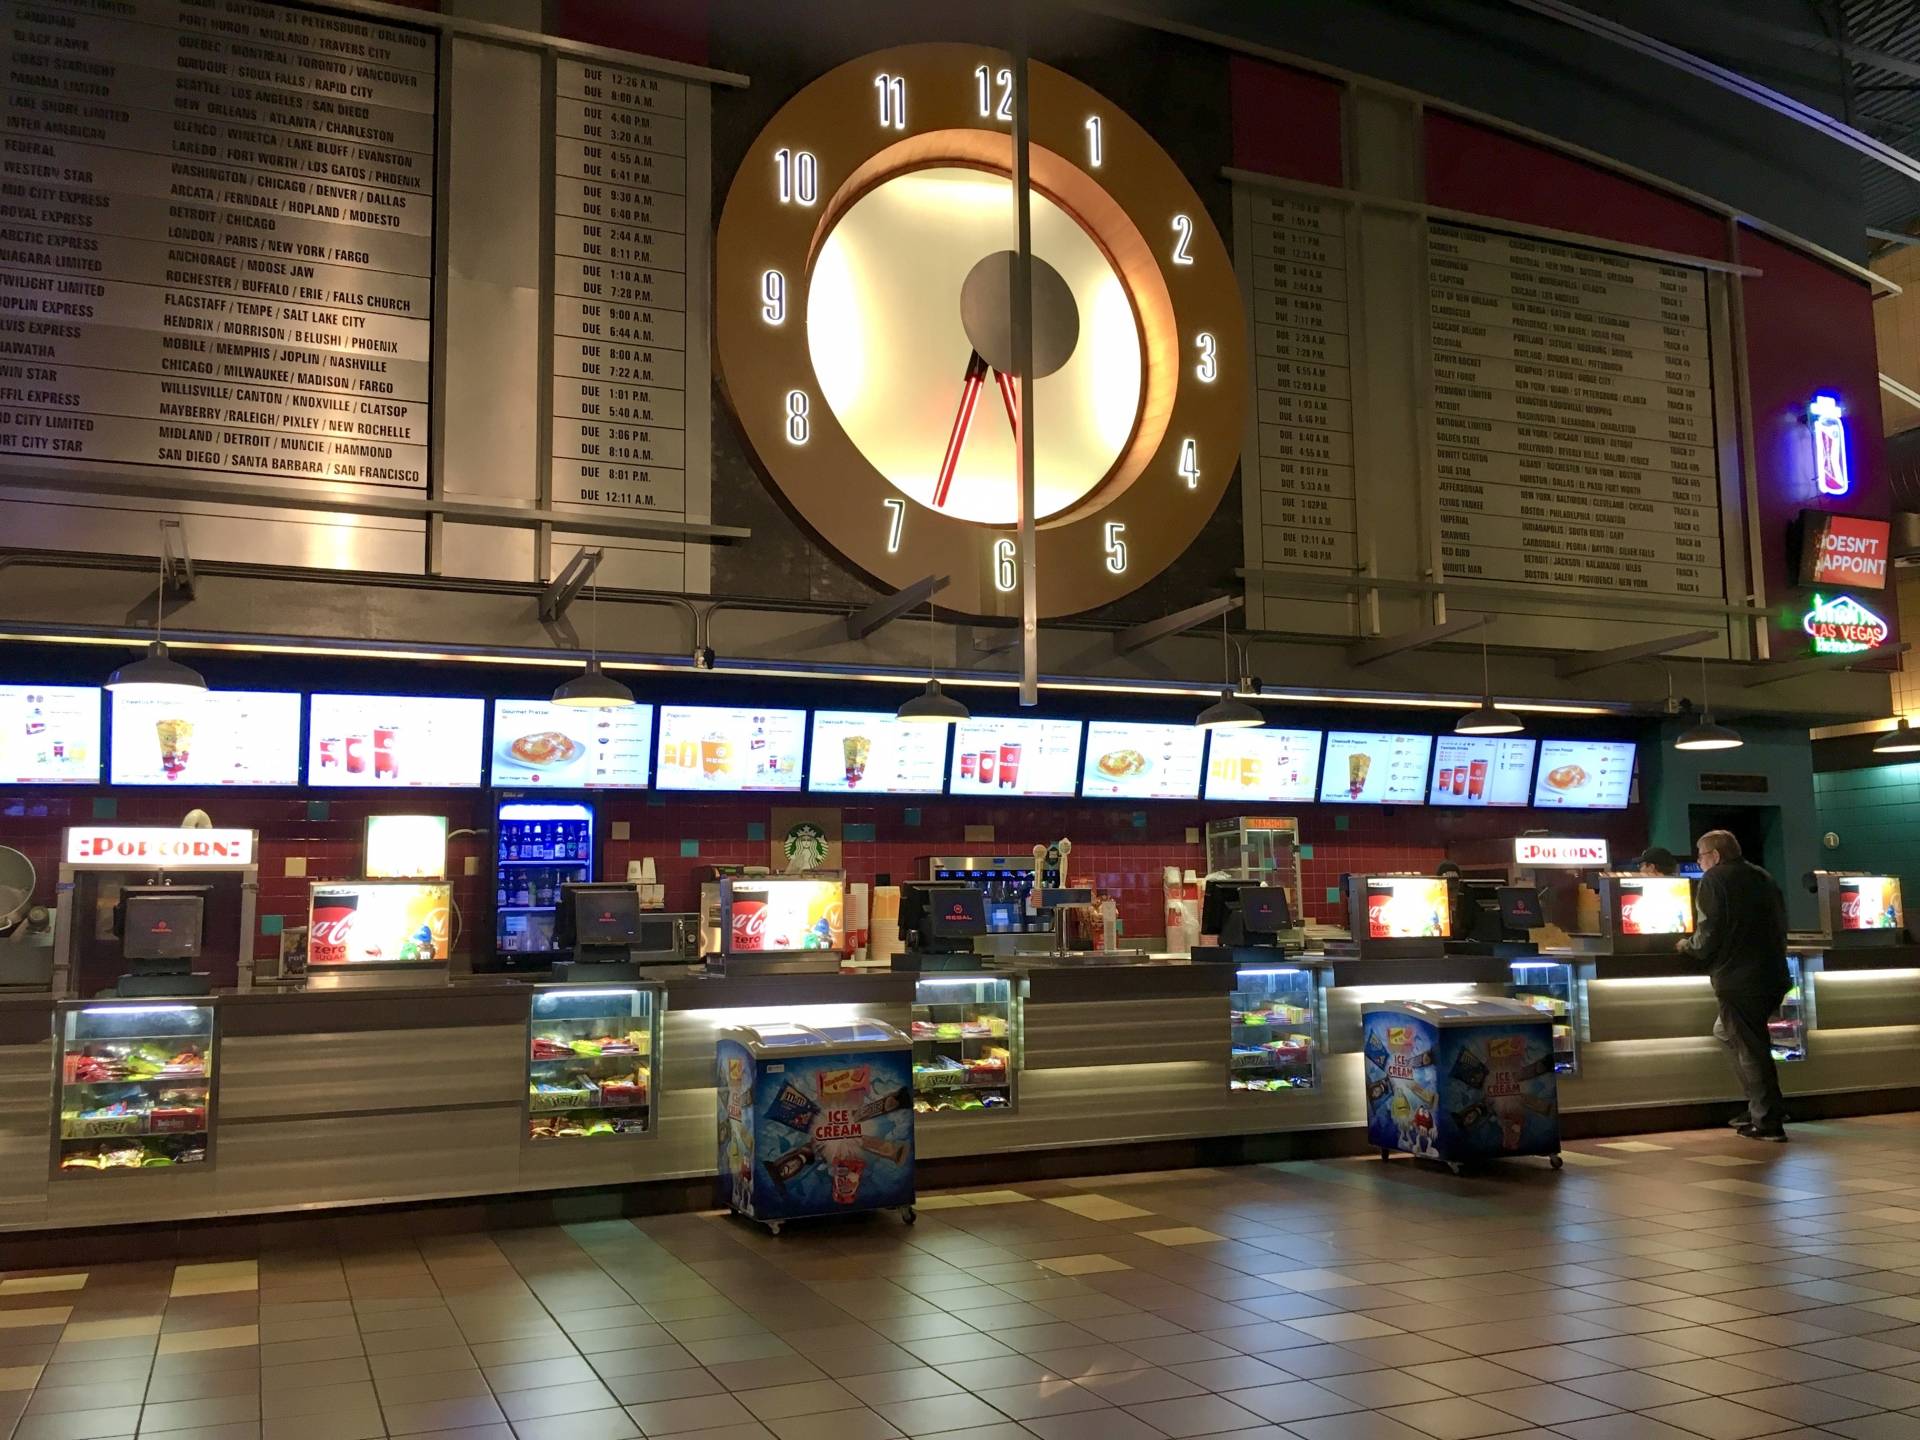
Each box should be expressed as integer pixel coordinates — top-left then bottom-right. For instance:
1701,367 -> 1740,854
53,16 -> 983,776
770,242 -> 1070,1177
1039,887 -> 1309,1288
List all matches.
1735,1123 -> 1787,1142
1729,1112 -> 1789,1128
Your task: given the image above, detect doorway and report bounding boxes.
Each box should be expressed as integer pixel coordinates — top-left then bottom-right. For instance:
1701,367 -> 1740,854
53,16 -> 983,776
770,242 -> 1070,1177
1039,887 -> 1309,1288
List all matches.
1687,805 -> 1782,879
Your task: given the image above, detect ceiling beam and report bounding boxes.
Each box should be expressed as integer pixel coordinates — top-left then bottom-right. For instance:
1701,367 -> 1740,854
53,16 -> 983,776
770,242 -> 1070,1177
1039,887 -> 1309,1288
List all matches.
537,547 -> 599,624
1346,614 -> 1486,667
1739,642 -> 1911,686
844,574 -> 950,642
1113,595 -> 1241,657
1554,629 -> 1720,677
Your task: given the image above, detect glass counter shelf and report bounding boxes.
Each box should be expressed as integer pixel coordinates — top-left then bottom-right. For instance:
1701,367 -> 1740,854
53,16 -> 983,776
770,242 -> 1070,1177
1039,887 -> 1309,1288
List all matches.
1230,966 -> 1323,1092
1771,956 -> 1811,1064
54,1000 -> 215,1177
911,975 -> 1017,1117
526,985 -> 661,1142
1508,961 -> 1580,1076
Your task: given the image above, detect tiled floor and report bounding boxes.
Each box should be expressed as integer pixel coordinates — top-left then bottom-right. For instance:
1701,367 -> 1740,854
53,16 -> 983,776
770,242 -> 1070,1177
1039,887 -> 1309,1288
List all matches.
16,1118 -> 1920,1437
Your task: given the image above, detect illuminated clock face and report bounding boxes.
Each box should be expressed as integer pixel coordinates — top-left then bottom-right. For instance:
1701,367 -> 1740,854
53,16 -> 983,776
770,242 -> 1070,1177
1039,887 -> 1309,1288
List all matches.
715,43 -> 1246,618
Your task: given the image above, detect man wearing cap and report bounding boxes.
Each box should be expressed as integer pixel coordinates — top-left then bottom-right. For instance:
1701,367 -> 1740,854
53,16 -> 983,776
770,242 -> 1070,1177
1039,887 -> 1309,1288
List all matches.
1637,846 -> 1678,876
1679,830 -> 1792,1141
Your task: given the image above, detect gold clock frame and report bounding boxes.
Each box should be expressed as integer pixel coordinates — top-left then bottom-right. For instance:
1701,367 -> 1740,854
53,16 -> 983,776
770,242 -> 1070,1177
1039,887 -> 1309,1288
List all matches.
715,42 -> 1246,618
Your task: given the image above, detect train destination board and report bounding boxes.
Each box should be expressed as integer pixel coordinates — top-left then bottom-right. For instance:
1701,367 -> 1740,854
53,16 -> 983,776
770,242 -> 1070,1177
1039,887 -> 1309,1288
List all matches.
0,0 -> 436,490
1427,222 -> 1725,605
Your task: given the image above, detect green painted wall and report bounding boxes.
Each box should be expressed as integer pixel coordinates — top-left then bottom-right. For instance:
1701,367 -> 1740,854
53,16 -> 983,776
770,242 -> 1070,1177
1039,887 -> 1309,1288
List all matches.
1642,719 -> 1820,929
1813,764 -> 1920,921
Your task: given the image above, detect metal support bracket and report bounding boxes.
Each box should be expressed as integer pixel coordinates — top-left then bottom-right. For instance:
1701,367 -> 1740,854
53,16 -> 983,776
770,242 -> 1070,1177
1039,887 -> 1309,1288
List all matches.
539,547 -> 601,623
1346,613 -> 1485,667
1114,595 -> 1242,657
1555,629 -> 1719,678
158,518 -> 195,601
1739,643 -> 1911,686
845,574 -> 949,642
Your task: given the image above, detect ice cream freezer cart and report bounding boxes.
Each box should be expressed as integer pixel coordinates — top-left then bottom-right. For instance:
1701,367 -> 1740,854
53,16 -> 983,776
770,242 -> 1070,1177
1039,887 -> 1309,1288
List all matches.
1363,998 -> 1562,1174
716,1019 -> 915,1234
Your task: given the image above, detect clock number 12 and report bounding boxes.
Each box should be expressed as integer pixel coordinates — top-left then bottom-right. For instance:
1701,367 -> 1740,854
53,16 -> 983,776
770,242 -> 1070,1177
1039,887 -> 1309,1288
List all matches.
975,65 -> 1013,121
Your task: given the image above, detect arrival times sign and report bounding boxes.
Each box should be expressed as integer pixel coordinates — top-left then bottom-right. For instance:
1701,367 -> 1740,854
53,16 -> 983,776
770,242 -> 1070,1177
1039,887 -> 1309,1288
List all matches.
1427,221 -> 1726,603
0,0 -> 436,491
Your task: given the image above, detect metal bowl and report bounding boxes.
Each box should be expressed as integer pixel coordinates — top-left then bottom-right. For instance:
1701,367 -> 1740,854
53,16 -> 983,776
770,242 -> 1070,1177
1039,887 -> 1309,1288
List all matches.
0,847 -> 35,933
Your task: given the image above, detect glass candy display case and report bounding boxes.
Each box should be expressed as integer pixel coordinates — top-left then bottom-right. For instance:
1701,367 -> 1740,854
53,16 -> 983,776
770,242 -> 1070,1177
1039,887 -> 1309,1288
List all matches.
910,975 -> 1016,1116
525,986 -> 661,1142
1508,961 -> 1580,1075
1230,966 -> 1323,1091
1771,956 -> 1811,1064
54,1000 -> 215,1175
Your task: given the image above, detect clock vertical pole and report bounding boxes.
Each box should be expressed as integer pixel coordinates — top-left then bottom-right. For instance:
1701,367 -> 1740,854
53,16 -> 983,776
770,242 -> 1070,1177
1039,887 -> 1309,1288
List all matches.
1010,24 -> 1041,705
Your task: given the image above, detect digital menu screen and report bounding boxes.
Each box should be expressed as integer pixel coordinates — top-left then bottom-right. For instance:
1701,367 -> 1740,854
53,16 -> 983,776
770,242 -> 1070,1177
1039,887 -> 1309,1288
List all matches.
806,711 -> 948,794
656,705 -> 805,792
1319,732 -> 1432,805
1617,876 -> 1695,936
1840,876 -> 1904,932
1533,740 -> 1636,809
490,700 -> 654,789
1365,876 -> 1451,938
110,690 -> 301,787
946,716 -> 1084,798
1203,727 -> 1322,803
307,694 -> 486,789
1428,737 -> 1536,808
1081,721 -> 1207,800
0,685 -> 100,785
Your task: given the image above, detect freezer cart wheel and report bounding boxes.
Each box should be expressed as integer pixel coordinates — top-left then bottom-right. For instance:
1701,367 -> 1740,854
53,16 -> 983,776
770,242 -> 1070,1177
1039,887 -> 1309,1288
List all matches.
902,1206 -> 917,1225
1379,1148 -> 1392,1162
767,1220 -> 784,1236
1447,1161 -> 1464,1176
1550,1154 -> 1564,1170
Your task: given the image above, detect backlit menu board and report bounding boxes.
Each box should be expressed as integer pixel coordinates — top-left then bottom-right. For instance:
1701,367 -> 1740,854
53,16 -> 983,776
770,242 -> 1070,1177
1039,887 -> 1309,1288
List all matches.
1081,722 -> 1207,800
806,712 -> 948,795
1429,737 -> 1536,808
490,700 -> 654,789
0,4 -> 437,492
1617,876 -> 1694,936
110,691 -> 300,787
1319,732 -> 1432,805
0,685 -> 100,785
1204,727 -> 1322,803
656,705 -> 804,791
1533,740 -> 1636,810
947,717 -> 1084,798
1840,876 -> 1904,931
307,695 -> 485,789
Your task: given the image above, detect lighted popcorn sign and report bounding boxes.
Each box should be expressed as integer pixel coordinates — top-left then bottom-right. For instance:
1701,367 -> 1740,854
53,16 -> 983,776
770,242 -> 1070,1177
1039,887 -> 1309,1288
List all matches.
1809,394 -> 1850,497
1803,592 -> 1889,655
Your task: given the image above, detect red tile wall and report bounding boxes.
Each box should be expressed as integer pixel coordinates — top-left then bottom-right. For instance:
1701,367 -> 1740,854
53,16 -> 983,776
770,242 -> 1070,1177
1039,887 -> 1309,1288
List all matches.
0,788 -> 1647,958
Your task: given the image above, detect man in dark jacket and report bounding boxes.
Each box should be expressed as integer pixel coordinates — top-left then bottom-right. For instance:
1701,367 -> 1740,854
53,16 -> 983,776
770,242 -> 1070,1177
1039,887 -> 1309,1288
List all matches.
1680,830 -> 1792,1141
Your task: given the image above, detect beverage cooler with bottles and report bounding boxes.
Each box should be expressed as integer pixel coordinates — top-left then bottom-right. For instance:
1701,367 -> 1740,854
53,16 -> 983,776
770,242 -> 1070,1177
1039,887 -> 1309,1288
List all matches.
491,799 -> 598,971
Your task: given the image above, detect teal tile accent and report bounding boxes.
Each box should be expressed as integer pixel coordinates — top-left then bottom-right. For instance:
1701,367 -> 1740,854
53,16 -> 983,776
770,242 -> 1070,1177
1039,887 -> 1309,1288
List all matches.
845,823 -> 877,842
306,800 -> 328,821
259,915 -> 284,936
904,808 -> 921,826
648,793 -> 666,806
746,822 -> 766,841
1299,844 -> 1315,859
91,797 -> 116,819
1131,812 -> 1147,828
680,839 -> 699,857
1334,814 -> 1349,831
1324,886 -> 1341,904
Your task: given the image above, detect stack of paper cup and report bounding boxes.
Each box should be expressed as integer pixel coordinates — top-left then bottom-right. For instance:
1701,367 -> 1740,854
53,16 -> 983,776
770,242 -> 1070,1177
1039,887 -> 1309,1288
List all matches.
845,883 -> 871,963
864,884 -> 902,964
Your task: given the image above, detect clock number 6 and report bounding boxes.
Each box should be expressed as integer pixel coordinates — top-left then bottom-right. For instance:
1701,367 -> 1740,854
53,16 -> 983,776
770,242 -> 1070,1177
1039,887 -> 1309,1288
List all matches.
1171,214 -> 1195,266
883,497 -> 905,554
874,73 -> 905,131
1103,522 -> 1128,575
774,147 -> 818,206
784,390 -> 809,445
974,65 -> 1013,122
992,538 -> 1017,593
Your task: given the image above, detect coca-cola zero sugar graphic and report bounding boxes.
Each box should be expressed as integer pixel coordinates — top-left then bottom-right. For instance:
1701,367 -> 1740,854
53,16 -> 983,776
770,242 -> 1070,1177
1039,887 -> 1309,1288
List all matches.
309,892 -> 360,966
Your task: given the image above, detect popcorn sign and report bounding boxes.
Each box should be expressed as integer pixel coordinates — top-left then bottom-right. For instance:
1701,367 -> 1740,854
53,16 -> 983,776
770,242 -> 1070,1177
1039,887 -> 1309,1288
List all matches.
64,827 -> 255,868
1803,593 -> 1890,656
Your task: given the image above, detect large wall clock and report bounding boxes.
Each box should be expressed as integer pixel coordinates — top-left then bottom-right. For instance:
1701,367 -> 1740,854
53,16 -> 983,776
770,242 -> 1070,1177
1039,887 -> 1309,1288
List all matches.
715,43 -> 1246,618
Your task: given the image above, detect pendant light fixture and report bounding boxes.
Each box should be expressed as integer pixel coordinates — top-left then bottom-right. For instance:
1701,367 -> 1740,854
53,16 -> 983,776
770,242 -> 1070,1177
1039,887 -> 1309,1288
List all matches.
1196,611 -> 1263,729
1874,718 -> 1920,754
551,578 -> 634,708
897,598 -> 969,724
105,523 -> 207,700
1453,635 -> 1522,735
1674,656 -> 1742,751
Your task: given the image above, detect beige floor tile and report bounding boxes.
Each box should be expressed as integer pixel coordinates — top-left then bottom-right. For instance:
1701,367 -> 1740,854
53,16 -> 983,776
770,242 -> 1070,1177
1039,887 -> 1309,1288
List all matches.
1042,1197 -> 1153,1222
170,1266 -> 259,1300
0,1277 -> 86,1297
1036,1256 -> 1131,1277
157,1326 -> 257,1356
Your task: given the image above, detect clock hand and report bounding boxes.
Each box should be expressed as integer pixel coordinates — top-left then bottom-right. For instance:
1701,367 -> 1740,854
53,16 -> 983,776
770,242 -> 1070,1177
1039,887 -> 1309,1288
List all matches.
931,349 -> 990,510
993,368 -> 1020,440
